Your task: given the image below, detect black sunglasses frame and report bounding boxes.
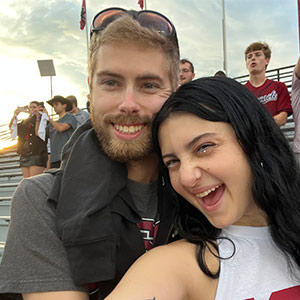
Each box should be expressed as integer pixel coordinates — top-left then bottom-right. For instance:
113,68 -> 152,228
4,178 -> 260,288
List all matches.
90,7 -> 177,40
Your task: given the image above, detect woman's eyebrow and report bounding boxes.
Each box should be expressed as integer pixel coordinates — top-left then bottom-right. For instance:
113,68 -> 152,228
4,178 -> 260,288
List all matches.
185,132 -> 216,151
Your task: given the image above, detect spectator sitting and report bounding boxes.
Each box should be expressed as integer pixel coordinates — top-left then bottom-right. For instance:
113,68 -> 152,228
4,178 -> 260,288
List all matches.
292,56 -> 300,165
66,95 -> 90,127
179,58 -> 195,86
244,41 -> 292,126
43,95 -> 77,168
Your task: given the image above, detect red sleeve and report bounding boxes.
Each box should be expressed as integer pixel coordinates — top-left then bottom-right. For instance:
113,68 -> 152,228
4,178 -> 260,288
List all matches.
276,82 -> 292,116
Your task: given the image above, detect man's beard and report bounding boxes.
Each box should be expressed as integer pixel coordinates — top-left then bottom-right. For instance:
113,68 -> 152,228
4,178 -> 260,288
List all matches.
90,104 -> 154,163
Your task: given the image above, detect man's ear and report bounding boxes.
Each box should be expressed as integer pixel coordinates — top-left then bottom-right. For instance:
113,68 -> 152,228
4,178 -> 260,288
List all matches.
265,57 -> 270,68
192,73 -> 195,79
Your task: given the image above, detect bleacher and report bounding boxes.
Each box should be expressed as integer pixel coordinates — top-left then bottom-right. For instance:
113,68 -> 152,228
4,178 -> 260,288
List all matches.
0,64 -> 296,261
0,146 -> 21,260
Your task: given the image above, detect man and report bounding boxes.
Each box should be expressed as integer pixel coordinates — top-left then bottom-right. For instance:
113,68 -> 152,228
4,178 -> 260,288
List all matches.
0,8 -> 179,300
292,56 -> 300,164
244,42 -> 292,126
44,95 -> 77,168
66,95 -> 90,127
179,58 -> 195,85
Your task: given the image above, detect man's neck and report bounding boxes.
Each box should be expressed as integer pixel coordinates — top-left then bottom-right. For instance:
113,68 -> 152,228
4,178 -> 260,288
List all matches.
249,72 -> 266,87
126,153 -> 159,184
58,111 -> 67,119
72,107 -> 79,115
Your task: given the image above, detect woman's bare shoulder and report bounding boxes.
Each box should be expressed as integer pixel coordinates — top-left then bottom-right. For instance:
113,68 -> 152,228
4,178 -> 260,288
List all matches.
105,240 -> 218,300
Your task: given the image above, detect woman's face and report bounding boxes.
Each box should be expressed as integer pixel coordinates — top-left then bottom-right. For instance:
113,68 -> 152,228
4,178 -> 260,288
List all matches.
29,103 -> 38,114
159,112 -> 266,228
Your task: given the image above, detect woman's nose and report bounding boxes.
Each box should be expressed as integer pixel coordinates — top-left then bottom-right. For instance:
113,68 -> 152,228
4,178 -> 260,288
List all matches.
179,164 -> 202,187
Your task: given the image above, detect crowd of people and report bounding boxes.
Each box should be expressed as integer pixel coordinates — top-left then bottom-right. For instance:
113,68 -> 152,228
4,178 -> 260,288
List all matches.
1,6 -> 300,300
9,95 -> 89,175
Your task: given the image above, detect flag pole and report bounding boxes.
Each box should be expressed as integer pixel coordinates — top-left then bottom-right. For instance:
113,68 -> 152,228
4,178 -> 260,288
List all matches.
222,0 -> 228,74
144,0 -> 147,10
298,0 -> 300,53
85,0 -> 89,65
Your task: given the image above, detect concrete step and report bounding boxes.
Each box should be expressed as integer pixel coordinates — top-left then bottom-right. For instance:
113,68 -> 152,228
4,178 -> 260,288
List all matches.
0,216 -> 10,242
0,157 -> 20,164
0,164 -> 20,171
0,201 -> 11,215
0,182 -> 19,197
0,197 -> 12,202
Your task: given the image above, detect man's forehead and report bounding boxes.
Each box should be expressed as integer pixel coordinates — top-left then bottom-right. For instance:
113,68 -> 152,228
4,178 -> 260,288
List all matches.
180,62 -> 191,69
248,50 -> 264,55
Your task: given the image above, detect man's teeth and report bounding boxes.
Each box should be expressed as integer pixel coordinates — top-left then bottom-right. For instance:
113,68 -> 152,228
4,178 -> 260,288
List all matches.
114,124 -> 143,134
196,185 -> 220,198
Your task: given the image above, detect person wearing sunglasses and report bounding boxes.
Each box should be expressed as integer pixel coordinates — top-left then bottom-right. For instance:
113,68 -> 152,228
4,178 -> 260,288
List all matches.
105,77 -> 300,300
0,7 -> 179,300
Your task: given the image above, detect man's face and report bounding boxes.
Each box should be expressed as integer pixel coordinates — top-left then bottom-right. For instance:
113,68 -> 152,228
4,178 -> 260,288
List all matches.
53,102 -> 66,114
179,62 -> 195,85
90,41 -> 172,162
246,50 -> 270,75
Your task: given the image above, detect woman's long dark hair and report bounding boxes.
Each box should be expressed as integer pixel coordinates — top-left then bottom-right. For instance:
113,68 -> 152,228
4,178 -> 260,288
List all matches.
152,77 -> 300,278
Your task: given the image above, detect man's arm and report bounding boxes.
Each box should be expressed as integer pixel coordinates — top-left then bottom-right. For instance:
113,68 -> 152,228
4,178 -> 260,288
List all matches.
23,291 -> 88,300
48,118 -> 71,132
273,111 -> 288,127
0,174 -> 88,295
295,56 -> 300,79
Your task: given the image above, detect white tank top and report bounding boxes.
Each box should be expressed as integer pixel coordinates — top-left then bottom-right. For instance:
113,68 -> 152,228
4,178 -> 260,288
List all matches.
214,226 -> 300,300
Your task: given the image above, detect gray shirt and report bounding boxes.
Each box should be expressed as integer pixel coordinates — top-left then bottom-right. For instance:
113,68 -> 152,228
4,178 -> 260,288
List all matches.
73,109 -> 89,128
0,174 -> 159,296
47,113 -> 77,163
0,173 -> 87,294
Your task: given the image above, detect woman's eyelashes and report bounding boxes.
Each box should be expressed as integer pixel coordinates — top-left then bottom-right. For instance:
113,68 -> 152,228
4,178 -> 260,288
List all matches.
196,142 -> 216,154
164,158 -> 179,169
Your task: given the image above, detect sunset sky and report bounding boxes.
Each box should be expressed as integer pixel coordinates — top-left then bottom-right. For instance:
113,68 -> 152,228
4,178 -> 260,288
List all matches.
0,0 -> 299,132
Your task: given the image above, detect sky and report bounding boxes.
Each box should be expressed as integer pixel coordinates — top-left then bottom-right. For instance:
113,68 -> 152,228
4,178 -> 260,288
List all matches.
0,0 -> 299,132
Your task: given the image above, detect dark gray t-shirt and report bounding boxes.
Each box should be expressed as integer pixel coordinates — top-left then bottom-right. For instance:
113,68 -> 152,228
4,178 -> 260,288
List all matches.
127,179 -> 159,251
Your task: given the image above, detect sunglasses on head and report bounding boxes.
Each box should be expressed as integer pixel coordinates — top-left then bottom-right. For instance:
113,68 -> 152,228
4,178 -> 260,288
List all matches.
91,7 -> 177,41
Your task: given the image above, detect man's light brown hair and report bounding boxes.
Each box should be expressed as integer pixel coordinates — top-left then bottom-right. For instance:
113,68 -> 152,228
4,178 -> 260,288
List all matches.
88,14 -> 180,92
244,42 -> 271,61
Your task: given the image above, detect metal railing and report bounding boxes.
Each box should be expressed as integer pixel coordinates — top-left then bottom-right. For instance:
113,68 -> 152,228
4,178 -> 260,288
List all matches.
234,64 -> 295,91
0,67 -> 296,150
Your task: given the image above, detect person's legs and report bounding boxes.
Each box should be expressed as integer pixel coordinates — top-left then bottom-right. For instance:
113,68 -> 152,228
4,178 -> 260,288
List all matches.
29,166 -> 45,177
21,167 -> 30,178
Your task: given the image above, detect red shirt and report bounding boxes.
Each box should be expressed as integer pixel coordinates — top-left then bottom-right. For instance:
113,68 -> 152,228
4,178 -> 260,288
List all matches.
245,79 -> 292,116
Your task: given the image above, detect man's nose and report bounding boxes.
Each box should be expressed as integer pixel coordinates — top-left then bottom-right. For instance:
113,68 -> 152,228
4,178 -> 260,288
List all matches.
119,88 -> 140,114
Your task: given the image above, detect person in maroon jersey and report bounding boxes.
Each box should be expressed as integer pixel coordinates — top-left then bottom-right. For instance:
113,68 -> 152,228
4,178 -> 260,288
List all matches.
244,42 -> 292,126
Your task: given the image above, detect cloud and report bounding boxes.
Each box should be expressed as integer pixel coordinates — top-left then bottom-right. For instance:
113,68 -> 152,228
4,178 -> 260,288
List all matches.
0,0 -> 299,125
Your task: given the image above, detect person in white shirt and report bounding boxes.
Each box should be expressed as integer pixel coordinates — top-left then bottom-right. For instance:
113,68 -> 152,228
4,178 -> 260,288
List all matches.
291,57 -> 300,164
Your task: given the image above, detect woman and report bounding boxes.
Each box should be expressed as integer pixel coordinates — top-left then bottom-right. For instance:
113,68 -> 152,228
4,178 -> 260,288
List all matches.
10,101 -> 48,178
106,77 -> 300,299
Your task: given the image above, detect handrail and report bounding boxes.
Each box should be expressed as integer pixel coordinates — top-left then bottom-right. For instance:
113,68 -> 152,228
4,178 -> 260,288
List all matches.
0,68 -> 296,150
234,64 -> 295,91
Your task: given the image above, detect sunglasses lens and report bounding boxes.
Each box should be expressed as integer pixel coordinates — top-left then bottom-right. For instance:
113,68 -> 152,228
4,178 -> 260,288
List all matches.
93,9 -> 124,30
138,12 -> 173,36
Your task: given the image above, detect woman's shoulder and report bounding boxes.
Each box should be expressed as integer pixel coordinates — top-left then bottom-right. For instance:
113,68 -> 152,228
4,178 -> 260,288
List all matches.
106,239 -> 218,300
